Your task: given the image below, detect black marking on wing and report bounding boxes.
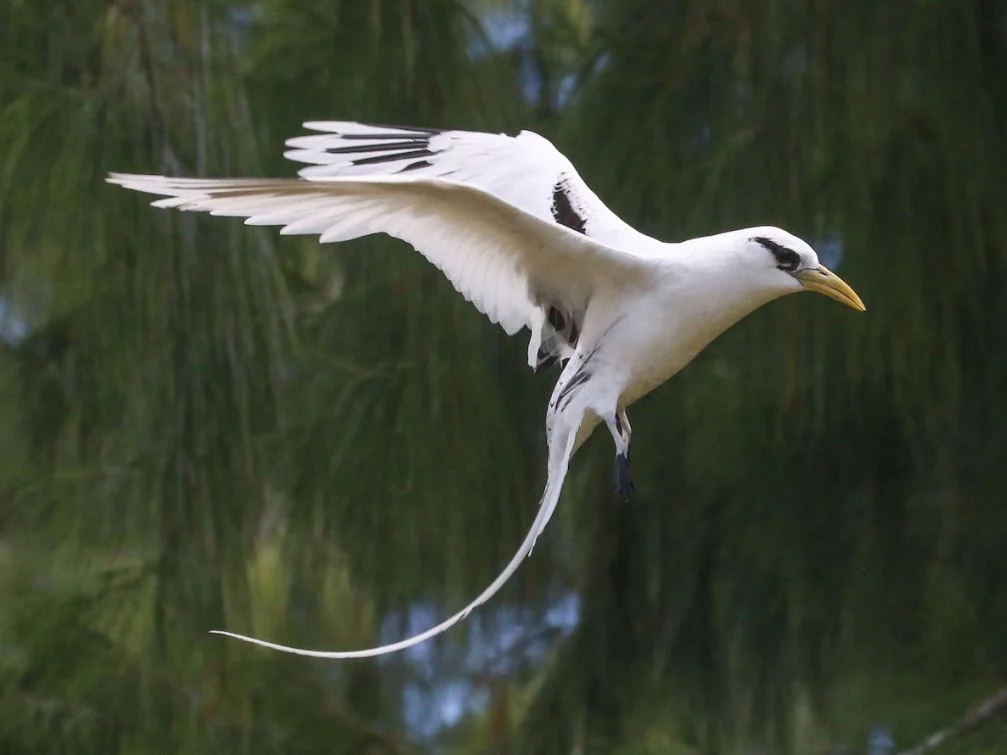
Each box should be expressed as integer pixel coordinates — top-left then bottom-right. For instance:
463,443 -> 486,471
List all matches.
556,367 -> 591,411
536,349 -> 559,370
325,140 -> 432,155
536,304 -> 583,371
555,312 -> 624,378
311,124 -> 444,173
352,148 -> 436,166
351,123 -> 443,135
535,337 -> 565,371
338,133 -> 433,141
549,305 -> 580,348
551,178 -> 586,235
400,160 -> 432,172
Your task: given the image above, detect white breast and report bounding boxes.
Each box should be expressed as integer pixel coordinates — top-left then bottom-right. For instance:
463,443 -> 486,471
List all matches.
599,270 -> 789,408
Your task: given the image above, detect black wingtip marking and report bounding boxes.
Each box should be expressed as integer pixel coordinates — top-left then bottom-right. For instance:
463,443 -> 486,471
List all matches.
321,123 -> 443,141
557,368 -> 591,410
320,124 -> 442,169
352,148 -> 436,166
339,133 -> 433,141
551,179 -> 586,235
324,140 -> 431,155
359,123 -> 443,134
399,159 -> 432,172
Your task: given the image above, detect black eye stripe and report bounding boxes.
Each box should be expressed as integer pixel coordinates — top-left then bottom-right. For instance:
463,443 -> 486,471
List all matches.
752,236 -> 801,272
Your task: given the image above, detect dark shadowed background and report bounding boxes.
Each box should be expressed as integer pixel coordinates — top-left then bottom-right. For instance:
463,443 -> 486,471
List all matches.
1,1 -> 1006,753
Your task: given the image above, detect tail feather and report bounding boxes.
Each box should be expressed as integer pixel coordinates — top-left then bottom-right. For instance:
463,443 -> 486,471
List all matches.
210,413 -> 584,659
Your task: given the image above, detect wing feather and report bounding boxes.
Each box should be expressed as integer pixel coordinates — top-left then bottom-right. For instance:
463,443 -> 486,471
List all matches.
107,173 -> 650,339
283,121 -> 666,255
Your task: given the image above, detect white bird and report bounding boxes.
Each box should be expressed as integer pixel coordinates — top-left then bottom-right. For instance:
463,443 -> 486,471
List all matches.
108,121 -> 865,659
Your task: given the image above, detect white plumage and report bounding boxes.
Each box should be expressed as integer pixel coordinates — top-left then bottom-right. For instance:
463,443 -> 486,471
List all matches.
108,121 -> 865,659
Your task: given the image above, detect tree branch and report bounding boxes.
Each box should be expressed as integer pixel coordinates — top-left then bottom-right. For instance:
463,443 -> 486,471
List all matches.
896,687 -> 1007,755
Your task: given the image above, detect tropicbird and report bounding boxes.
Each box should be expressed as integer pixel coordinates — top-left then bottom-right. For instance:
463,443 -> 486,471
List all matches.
108,121 -> 865,659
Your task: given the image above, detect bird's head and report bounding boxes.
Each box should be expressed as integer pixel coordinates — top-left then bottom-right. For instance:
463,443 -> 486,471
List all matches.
729,227 -> 866,312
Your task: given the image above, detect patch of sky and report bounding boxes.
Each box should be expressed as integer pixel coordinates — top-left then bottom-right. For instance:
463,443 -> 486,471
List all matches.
0,296 -> 28,347
815,232 -> 844,270
470,6 -> 578,110
381,591 -> 580,741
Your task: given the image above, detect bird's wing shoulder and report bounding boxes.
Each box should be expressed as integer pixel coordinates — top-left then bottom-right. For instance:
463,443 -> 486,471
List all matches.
284,121 -> 662,253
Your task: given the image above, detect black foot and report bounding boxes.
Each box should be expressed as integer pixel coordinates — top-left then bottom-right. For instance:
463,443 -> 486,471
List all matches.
615,452 -> 634,502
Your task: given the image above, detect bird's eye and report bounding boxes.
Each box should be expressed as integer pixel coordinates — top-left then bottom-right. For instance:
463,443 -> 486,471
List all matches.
774,248 -> 801,272
752,236 -> 801,272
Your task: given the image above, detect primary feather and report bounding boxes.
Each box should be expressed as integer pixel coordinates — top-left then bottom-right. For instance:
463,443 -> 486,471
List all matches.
284,122 -> 662,253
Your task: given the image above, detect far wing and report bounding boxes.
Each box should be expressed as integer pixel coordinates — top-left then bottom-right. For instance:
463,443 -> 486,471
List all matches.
284,121 -> 665,254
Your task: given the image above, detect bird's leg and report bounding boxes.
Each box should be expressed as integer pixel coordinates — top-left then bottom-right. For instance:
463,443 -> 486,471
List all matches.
605,409 -> 634,502
617,408 -> 632,453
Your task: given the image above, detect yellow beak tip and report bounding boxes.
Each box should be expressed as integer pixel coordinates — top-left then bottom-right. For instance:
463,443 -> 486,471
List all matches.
796,266 -> 865,313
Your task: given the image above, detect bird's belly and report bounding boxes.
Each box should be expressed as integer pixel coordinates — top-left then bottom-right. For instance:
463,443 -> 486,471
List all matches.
612,308 -> 740,409
619,345 -> 697,407
579,280 -> 773,412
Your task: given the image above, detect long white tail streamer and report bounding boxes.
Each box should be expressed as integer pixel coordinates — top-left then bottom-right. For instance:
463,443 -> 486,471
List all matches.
211,414 -> 582,659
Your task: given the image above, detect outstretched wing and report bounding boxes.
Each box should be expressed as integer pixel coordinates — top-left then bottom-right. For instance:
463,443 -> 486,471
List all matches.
107,173 -> 652,356
284,121 -> 665,255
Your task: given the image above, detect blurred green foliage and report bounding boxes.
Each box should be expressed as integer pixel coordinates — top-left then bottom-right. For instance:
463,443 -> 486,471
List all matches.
1,0 -> 1005,753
